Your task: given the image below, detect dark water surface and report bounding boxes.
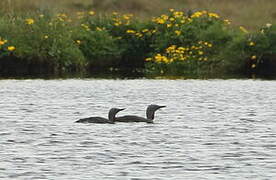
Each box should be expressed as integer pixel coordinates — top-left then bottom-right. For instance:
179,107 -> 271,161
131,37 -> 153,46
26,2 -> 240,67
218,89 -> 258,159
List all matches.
0,79 -> 276,179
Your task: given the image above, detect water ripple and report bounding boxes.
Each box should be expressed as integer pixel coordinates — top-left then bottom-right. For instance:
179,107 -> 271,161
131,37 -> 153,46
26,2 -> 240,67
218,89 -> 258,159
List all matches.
0,79 -> 276,179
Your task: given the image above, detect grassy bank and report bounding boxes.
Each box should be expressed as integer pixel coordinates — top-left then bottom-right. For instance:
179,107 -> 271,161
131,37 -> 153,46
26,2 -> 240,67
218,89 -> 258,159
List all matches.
0,8 -> 275,78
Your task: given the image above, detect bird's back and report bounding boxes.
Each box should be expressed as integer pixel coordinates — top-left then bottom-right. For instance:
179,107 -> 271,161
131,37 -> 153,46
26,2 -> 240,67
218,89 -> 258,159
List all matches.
115,115 -> 153,123
75,116 -> 113,124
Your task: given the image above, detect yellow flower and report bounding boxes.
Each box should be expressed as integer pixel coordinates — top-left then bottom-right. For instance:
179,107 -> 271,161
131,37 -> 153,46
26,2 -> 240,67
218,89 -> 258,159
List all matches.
126,29 -> 136,34
114,22 -> 121,26
251,55 -> 257,60
191,11 -> 203,18
167,24 -> 172,28
266,23 -> 272,28
81,24 -> 90,31
123,14 -> 131,20
76,40 -> 81,44
96,27 -> 102,31
180,57 -> 185,61
44,35 -> 49,39
161,15 -> 168,20
208,12 -> 220,18
112,12 -> 118,16
25,18 -> 34,25
58,17 -> 64,22
135,33 -> 143,38
180,20 -> 186,24
166,45 -> 176,53
251,64 -> 256,68
57,13 -> 67,18
198,51 -> 204,55
77,12 -> 84,16
0,40 -> 5,45
175,30 -> 181,36
239,26 -> 248,33
173,11 -> 184,18
145,57 -> 152,61
157,18 -> 165,24
8,46 -> 15,51
142,29 -> 149,33
169,17 -> 175,21
178,47 -> 185,51
224,19 -> 231,25
88,11 -> 95,15
155,54 -> 165,63
249,42 -> 255,46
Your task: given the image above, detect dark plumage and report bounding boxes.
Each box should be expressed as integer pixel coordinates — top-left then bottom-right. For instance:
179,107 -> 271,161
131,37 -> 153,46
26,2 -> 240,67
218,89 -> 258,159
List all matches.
115,104 -> 165,123
75,108 -> 125,124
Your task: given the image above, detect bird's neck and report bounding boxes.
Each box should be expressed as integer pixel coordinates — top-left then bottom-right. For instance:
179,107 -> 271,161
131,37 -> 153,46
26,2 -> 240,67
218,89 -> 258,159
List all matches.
146,111 -> 155,120
108,113 -> 115,122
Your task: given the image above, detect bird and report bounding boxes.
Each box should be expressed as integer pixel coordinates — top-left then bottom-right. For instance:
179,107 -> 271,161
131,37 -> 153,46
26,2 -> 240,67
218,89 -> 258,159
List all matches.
115,104 -> 166,123
75,108 -> 125,124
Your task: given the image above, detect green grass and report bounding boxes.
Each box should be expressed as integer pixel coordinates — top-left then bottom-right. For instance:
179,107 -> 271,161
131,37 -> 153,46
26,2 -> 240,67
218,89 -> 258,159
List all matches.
1,0 -> 276,30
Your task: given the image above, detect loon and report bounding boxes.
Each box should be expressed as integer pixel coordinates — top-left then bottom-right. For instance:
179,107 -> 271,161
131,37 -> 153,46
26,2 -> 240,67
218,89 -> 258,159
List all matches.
75,108 -> 125,124
115,104 -> 166,123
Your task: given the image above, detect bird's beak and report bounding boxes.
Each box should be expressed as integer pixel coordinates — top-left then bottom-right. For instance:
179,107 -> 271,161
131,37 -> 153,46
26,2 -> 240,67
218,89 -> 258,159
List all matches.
119,108 -> 125,111
158,105 -> 166,109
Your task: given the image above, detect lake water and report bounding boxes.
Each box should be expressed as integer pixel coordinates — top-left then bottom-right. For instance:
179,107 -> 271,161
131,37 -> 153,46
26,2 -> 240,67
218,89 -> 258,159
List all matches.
0,79 -> 276,179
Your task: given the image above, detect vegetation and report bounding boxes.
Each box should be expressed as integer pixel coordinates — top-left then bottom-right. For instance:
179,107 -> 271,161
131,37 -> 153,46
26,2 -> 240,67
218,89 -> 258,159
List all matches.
1,0 -> 275,30
0,2 -> 275,78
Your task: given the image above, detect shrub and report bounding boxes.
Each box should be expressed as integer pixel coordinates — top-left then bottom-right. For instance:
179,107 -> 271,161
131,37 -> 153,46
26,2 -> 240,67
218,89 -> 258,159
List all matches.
0,9 -> 275,78
144,9 -> 240,76
0,13 -> 85,73
75,28 -> 122,67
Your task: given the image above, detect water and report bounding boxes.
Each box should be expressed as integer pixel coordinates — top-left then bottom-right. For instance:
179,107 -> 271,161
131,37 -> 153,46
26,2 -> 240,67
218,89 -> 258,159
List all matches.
0,79 -> 276,179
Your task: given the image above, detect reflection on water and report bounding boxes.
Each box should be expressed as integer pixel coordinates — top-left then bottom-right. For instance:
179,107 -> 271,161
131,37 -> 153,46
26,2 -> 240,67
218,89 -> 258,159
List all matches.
0,79 -> 276,179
